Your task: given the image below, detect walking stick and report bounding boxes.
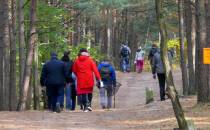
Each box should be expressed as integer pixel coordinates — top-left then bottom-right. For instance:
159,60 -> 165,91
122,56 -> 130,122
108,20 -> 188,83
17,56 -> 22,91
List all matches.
114,87 -> 115,108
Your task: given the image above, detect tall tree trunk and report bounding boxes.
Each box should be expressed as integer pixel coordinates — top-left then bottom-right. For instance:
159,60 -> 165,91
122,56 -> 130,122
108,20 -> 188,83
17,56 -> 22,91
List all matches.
107,8 -> 112,59
184,0 -> 196,95
195,0 -> 210,103
0,0 -> 10,110
33,43 -> 40,110
156,0 -> 189,129
205,0 -> 210,100
18,0 -> 37,111
9,0 -> 17,111
18,0 -> 26,99
179,0 -> 189,96
123,8 -> 128,42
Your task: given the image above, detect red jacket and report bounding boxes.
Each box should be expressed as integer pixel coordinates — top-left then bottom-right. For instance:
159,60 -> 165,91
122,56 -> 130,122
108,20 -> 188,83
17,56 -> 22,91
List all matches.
73,55 -> 101,95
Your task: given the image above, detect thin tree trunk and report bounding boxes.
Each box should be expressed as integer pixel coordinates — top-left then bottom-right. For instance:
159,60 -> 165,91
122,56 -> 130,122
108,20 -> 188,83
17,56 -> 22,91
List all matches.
9,0 -> 17,111
205,0 -> 210,101
107,8 -> 112,59
33,38 -> 40,110
18,0 -> 26,99
18,0 -> 37,111
156,0 -> 189,129
0,0 -> 10,110
195,0 -> 210,103
184,0 -> 196,95
123,8 -> 128,42
179,0 -> 189,96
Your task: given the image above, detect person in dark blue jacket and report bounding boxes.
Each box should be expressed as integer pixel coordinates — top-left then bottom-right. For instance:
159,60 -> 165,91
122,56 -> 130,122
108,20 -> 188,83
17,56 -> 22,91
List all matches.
40,52 -> 66,113
98,58 -> 117,109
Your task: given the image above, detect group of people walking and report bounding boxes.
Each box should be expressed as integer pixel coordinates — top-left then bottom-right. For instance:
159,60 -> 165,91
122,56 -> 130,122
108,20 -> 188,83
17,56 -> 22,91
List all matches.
40,43 -> 173,113
40,48 -> 117,113
120,43 -> 174,101
119,43 -> 145,73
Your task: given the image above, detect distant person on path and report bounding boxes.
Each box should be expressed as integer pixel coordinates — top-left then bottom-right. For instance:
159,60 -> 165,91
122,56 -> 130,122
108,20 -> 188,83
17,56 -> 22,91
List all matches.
120,43 -> 131,73
98,58 -> 117,109
134,46 -> 145,73
40,52 -> 66,113
151,49 -> 166,101
73,48 -> 102,112
61,51 -> 74,111
148,43 -> 158,67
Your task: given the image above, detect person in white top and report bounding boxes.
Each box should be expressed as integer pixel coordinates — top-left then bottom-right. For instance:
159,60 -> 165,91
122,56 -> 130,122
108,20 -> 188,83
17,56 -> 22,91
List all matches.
134,46 -> 145,73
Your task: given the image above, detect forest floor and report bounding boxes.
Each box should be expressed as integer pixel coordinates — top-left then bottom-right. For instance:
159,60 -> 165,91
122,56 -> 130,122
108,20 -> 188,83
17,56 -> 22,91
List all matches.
0,70 -> 210,130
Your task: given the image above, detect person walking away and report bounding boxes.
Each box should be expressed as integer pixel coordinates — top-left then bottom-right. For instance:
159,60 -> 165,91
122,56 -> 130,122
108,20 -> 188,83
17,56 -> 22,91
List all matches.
61,51 -> 74,111
98,58 -> 117,109
148,43 -> 158,69
120,43 -> 131,72
40,52 -> 66,113
73,48 -> 103,112
134,46 -> 145,73
151,49 -> 166,101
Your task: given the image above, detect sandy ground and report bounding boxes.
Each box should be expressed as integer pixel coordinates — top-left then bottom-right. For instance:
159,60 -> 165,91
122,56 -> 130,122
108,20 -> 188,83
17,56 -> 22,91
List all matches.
0,71 -> 210,130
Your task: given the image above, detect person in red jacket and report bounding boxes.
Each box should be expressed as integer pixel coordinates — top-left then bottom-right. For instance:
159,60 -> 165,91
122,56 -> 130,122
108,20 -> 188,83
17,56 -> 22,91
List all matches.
73,48 -> 103,112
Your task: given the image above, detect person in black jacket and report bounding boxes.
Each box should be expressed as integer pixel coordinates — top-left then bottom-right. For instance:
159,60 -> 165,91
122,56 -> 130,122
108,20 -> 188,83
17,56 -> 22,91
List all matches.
40,52 -> 66,113
61,51 -> 74,111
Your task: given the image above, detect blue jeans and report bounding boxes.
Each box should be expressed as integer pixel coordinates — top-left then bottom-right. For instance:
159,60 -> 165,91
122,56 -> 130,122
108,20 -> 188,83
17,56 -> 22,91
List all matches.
65,83 -> 72,110
121,57 -> 130,72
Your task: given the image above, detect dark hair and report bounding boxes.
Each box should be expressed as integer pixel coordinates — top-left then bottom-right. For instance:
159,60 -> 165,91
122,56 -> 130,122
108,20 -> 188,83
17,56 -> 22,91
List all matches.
78,48 -> 88,56
61,53 -> 70,62
152,44 -> 157,48
79,48 -> 87,53
64,51 -> 70,56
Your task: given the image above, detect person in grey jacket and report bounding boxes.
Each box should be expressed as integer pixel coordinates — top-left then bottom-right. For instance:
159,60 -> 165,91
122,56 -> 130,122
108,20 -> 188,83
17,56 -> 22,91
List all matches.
152,49 -> 166,101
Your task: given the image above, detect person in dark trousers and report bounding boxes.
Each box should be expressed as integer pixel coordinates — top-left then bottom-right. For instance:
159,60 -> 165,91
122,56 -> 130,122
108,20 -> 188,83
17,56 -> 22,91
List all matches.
98,58 -> 117,109
40,52 -> 66,112
61,51 -> 74,111
71,72 -> 77,110
151,49 -> 166,101
73,48 -> 102,112
120,43 -> 131,73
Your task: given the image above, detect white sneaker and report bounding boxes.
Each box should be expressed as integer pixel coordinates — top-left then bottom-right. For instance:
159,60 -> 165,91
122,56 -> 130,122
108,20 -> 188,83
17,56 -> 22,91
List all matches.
87,107 -> 92,111
84,110 -> 89,112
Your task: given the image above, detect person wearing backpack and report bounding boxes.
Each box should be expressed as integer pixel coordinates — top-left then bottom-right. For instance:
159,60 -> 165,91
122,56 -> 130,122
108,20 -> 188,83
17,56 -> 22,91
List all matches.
120,43 -> 131,73
98,58 -> 117,109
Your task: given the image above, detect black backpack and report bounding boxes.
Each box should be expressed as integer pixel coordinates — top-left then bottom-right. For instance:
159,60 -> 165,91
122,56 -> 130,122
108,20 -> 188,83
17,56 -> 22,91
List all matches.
100,66 -> 111,82
121,46 -> 129,57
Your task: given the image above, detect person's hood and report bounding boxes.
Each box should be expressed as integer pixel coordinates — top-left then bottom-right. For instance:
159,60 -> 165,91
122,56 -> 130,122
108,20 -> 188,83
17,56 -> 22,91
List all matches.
78,55 -> 89,61
101,61 -> 111,67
